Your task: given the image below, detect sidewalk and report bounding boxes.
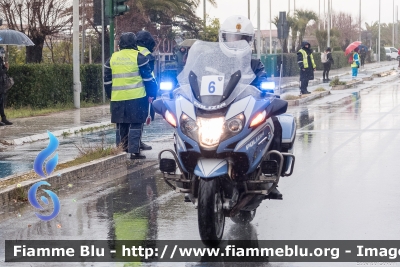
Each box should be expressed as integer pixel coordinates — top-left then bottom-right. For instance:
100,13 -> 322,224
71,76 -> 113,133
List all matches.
0,60 -> 397,148
268,60 -> 397,92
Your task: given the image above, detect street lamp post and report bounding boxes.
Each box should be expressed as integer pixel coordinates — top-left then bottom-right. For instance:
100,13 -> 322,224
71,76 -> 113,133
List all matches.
378,0 -> 381,62
203,0 -> 206,27
73,0 -> 81,108
248,0 -> 250,19
359,0 -> 361,41
327,0 -> 331,47
393,0 -> 395,47
270,0 -> 272,54
257,0 -> 261,59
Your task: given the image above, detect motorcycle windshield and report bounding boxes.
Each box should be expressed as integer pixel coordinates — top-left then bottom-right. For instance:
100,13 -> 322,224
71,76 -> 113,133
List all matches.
175,40 -> 256,110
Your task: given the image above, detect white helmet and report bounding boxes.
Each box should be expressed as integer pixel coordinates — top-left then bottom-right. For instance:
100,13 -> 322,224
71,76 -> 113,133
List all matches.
219,15 -> 254,57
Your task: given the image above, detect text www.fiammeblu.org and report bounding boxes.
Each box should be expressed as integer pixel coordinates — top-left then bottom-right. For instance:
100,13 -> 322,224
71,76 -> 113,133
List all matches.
122,245 -> 400,260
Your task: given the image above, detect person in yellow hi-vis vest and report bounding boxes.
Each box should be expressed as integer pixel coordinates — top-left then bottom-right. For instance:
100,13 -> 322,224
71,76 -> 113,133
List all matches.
297,41 -> 316,95
104,32 -> 157,159
351,47 -> 360,79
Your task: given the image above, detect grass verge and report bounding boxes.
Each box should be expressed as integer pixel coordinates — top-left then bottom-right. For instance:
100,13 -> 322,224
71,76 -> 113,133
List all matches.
5,101 -> 110,119
314,87 -> 327,92
282,94 -> 301,100
0,142 -> 123,196
329,77 -> 346,86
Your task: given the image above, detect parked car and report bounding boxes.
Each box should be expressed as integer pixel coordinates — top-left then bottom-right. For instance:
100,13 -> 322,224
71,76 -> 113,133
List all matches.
384,47 -> 399,60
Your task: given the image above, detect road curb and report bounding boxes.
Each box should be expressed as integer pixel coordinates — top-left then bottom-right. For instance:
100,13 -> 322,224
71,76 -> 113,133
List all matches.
331,79 -> 364,90
0,121 -> 114,145
372,69 -> 397,77
286,91 -> 330,106
0,154 -> 158,207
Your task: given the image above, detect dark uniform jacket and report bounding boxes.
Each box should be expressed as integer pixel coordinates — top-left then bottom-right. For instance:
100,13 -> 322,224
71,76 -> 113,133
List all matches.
297,41 -> 315,81
104,52 -> 157,124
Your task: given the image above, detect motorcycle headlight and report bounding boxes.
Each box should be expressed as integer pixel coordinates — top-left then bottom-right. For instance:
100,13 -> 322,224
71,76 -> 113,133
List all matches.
226,114 -> 244,133
197,117 -> 225,147
180,113 -> 198,141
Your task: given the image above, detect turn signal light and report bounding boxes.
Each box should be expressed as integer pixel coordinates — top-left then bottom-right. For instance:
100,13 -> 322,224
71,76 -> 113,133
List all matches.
249,110 -> 266,128
165,110 -> 177,127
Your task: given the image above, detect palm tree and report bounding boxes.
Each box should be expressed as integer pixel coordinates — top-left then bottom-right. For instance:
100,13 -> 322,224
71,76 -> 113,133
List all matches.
287,14 -> 299,53
295,9 -> 318,51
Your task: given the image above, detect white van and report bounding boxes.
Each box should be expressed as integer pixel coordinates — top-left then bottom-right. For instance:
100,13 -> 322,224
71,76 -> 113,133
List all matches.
384,47 -> 399,60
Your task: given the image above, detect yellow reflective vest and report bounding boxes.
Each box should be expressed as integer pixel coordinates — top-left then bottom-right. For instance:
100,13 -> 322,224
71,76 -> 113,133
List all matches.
351,52 -> 360,68
137,45 -> 155,77
109,49 -> 146,101
299,49 -> 316,69
138,46 -> 151,56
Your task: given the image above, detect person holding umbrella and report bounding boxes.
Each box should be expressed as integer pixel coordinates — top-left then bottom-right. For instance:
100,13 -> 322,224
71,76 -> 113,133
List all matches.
0,46 -> 12,126
351,47 -> 360,79
359,46 -> 367,67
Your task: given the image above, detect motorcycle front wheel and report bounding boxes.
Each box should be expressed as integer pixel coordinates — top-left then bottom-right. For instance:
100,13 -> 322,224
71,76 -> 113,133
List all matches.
198,178 -> 225,246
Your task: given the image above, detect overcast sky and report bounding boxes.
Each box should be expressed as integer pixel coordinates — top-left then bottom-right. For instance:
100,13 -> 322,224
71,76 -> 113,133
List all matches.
196,0 -> 398,30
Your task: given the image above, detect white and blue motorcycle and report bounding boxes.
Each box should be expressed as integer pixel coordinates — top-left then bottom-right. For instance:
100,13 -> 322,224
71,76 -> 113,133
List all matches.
153,41 -> 296,246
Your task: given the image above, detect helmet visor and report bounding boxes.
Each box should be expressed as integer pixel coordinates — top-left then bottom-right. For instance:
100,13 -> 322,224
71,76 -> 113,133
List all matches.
221,32 -> 253,44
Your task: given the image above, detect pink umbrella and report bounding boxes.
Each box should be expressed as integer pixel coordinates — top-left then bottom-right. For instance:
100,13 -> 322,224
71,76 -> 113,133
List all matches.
345,41 -> 362,56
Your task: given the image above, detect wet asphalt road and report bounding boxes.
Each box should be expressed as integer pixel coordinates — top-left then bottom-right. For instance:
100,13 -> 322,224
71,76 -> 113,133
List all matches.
1,77 -> 400,267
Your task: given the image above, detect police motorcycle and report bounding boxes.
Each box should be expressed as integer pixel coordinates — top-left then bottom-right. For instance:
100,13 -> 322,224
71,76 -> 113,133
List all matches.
153,41 -> 296,246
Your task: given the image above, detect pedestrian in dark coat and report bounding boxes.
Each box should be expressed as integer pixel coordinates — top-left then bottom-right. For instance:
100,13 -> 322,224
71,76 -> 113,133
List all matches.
297,41 -> 316,94
136,30 -> 157,122
136,30 -> 156,72
104,32 -> 157,159
0,46 -> 11,126
322,47 -> 334,82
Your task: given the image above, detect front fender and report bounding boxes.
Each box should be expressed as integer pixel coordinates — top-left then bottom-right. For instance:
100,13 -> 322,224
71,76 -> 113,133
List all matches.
194,158 -> 228,178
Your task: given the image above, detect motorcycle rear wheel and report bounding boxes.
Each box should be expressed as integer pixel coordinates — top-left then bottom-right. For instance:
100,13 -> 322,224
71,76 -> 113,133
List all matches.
230,210 -> 256,224
198,178 -> 225,246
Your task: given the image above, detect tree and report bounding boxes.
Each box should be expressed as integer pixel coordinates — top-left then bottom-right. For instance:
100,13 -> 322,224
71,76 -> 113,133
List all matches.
116,0 -> 215,52
287,14 -> 299,52
199,17 -> 219,41
295,9 -> 318,51
315,28 -> 340,50
0,0 -> 71,63
331,12 -> 359,50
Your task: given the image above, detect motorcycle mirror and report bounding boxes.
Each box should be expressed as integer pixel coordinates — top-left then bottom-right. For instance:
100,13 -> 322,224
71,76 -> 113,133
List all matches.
152,99 -> 167,116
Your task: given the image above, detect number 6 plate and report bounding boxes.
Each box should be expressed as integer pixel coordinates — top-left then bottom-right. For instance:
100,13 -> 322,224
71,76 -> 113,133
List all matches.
200,75 -> 225,96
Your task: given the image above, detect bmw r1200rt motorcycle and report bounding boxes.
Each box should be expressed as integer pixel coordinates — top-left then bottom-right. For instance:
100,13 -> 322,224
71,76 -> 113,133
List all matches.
153,41 -> 296,246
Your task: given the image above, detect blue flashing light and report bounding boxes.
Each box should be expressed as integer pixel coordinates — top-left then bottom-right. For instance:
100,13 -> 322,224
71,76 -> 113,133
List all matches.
260,81 -> 275,90
160,81 -> 174,91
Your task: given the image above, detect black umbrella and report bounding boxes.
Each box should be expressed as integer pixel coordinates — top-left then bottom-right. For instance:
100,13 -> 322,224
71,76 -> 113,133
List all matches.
0,29 -> 34,46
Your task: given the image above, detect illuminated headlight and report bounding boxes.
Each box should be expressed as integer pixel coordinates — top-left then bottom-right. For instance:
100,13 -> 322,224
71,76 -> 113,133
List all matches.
197,117 -> 225,147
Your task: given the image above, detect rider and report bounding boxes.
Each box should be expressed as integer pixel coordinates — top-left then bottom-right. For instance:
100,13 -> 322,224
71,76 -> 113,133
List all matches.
219,15 -> 283,200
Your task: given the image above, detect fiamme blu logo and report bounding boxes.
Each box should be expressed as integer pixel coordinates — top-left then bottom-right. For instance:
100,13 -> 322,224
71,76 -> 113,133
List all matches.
28,131 -> 61,221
